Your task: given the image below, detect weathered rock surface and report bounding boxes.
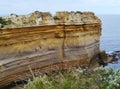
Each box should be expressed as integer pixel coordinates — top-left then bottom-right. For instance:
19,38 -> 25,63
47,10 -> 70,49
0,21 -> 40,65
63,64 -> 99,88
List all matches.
2,11 -> 100,28
0,11 -> 101,86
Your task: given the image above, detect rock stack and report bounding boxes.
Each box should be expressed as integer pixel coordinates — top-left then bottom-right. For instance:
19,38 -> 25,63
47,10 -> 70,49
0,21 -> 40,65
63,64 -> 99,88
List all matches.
0,11 -> 102,86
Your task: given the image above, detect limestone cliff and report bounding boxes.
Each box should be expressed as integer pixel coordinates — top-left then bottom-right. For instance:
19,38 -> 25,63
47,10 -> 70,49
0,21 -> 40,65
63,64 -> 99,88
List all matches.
0,11 -> 101,86
2,11 -> 100,28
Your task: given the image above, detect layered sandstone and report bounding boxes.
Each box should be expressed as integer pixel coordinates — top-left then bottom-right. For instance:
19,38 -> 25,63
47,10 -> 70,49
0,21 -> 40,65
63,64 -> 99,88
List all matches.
0,11 -> 101,86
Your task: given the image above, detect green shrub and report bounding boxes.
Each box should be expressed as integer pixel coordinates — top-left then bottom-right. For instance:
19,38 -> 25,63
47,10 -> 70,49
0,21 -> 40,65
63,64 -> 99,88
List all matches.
0,17 -> 7,25
23,67 -> 120,89
94,67 -> 120,89
0,17 -> 12,28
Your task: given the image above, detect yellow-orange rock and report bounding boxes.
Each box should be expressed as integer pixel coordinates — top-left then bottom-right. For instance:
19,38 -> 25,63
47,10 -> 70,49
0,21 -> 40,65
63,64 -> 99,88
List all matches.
0,11 -> 101,86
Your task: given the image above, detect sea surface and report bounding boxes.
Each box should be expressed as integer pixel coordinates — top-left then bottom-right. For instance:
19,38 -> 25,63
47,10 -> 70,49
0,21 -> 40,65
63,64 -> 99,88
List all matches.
98,15 -> 120,69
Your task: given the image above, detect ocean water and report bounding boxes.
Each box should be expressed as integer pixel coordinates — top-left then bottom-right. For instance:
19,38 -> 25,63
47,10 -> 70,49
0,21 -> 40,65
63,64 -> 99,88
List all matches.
99,15 -> 120,52
98,15 -> 120,69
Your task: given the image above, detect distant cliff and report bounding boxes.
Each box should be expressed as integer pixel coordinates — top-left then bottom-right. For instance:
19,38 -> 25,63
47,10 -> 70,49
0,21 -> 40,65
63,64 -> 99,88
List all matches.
0,11 -> 102,86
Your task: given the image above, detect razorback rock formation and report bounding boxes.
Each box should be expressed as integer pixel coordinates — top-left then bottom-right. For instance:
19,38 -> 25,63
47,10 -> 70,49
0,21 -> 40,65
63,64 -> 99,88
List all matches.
0,11 -> 101,86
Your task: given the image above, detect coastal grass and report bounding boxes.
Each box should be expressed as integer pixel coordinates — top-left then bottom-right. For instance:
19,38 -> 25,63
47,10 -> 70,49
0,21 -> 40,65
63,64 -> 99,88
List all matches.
23,67 -> 120,89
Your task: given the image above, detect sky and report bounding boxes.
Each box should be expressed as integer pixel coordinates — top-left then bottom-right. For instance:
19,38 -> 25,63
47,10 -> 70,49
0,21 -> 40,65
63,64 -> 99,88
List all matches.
0,0 -> 120,16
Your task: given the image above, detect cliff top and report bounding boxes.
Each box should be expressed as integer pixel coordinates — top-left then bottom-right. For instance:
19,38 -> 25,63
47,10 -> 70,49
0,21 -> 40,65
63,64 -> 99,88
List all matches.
0,11 -> 101,29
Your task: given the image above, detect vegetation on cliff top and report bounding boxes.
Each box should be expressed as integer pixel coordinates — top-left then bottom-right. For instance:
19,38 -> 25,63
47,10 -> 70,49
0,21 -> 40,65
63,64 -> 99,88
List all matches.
0,17 -> 12,28
23,67 -> 120,89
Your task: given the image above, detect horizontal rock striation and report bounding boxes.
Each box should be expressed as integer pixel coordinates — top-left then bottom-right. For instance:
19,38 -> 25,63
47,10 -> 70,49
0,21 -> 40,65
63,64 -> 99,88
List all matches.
0,11 -> 101,86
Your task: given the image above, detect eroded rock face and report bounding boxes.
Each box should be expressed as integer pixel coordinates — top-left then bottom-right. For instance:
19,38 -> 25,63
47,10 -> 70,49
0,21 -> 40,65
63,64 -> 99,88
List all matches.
3,11 -> 100,28
0,11 -> 101,86
56,11 -> 100,24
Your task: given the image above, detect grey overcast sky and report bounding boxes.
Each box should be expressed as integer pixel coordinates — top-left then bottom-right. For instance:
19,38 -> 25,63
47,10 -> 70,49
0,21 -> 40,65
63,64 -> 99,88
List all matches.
0,0 -> 120,16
